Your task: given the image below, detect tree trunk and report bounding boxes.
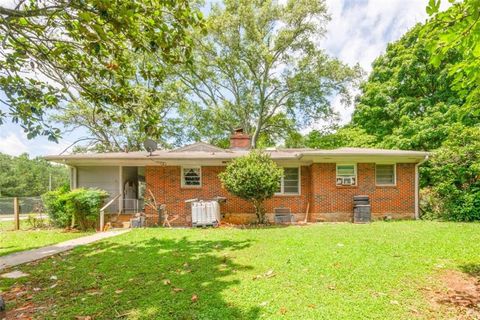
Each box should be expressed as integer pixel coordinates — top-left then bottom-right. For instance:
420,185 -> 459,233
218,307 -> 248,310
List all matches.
251,126 -> 261,149
252,199 -> 267,224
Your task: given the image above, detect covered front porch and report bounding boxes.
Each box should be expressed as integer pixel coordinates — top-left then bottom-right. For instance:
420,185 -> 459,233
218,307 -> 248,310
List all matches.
70,165 -> 147,228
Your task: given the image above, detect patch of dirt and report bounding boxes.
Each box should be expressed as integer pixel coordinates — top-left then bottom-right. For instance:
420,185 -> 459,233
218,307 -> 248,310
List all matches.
424,269 -> 480,319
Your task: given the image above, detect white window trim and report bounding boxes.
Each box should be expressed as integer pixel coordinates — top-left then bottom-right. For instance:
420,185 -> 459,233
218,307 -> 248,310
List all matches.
275,167 -> 301,196
181,166 -> 202,188
375,163 -> 397,186
336,163 -> 357,186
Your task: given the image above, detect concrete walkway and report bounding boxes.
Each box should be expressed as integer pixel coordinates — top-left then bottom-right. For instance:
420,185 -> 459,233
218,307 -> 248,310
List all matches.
0,229 -> 130,271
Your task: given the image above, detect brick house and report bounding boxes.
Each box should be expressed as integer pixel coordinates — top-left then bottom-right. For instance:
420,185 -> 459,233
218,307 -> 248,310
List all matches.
45,130 -> 429,226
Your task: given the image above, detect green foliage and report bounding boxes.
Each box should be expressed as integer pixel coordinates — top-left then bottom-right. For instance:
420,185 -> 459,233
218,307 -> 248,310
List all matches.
26,214 -> 48,229
352,23 -> 468,151
219,151 -> 283,223
426,0 -> 480,111
62,188 -> 109,231
178,0 -> 361,148
42,185 -> 70,228
42,187 -> 108,230
421,126 -> 480,221
53,81 -> 191,152
348,6 -> 480,221
0,152 -> 69,197
0,1 -> 203,142
302,127 -> 377,149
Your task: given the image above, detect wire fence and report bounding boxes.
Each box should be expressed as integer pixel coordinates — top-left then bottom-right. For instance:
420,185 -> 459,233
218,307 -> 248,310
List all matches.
0,197 -> 143,215
0,197 -> 44,215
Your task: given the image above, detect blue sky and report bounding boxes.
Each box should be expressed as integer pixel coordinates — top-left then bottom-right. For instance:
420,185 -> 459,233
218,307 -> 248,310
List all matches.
0,0 -> 449,157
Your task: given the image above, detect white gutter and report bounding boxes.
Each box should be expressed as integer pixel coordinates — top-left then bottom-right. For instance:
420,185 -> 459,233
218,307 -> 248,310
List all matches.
415,154 -> 429,220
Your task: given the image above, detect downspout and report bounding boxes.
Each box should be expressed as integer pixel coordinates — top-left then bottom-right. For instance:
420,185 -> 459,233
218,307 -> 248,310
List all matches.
415,155 -> 429,220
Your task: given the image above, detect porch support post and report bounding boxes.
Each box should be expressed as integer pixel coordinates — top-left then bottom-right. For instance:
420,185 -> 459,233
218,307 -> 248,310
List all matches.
119,166 -> 123,213
70,166 -> 78,189
414,164 -> 419,220
415,155 -> 429,220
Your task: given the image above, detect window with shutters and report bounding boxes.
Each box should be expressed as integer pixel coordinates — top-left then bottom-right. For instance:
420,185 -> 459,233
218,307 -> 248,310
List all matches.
276,167 -> 300,195
182,167 -> 201,187
375,164 -> 396,186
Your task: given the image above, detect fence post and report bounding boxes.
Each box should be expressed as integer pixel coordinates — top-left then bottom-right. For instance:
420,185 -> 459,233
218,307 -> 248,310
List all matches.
13,197 -> 19,231
100,209 -> 105,232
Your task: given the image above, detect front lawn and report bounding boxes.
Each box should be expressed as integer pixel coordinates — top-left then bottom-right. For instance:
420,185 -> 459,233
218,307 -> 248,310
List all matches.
0,220 -> 92,256
1,221 -> 480,319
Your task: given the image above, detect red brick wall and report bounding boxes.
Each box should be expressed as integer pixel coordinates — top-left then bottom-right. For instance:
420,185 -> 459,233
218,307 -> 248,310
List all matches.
310,163 -> 415,222
145,163 -> 415,226
145,166 -> 310,225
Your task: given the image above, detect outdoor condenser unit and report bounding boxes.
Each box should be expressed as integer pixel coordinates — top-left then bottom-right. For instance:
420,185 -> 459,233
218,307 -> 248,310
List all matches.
191,200 -> 221,227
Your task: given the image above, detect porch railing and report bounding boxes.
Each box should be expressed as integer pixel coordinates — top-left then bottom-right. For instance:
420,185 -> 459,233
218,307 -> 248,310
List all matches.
123,198 -> 144,214
100,194 -> 121,231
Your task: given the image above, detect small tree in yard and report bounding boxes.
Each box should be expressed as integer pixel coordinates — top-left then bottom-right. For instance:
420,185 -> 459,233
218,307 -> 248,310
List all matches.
219,152 -> 283,224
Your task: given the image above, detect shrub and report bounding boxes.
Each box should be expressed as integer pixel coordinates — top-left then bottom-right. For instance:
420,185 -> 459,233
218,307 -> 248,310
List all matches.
62,188 -> 109,230
26,213 -> 49,229
42,185 -> 70,227
42,186 -> 108,230
219,151 -> 283,224
421,126 -> 480,221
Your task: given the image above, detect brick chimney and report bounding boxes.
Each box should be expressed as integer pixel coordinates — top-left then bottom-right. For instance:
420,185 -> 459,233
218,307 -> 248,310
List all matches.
230,128 -> 251,150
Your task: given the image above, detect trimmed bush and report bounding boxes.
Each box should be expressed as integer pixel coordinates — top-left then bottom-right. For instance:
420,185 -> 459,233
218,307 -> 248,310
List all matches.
42,185 -> 70,227
42,187 -> 108,230
219,151 -> 283,224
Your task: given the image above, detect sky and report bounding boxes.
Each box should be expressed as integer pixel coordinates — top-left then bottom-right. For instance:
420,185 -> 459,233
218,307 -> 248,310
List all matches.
0,0 -> 449,157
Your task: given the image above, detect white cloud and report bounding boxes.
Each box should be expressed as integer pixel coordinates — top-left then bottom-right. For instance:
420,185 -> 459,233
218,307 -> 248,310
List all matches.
321,0 -> 451,124
0,132 -> 28,156
0,122 -> 76,157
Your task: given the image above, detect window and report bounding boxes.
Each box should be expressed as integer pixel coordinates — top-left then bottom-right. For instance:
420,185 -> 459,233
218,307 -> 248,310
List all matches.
182,167 -> 201,187
376,164 -> 396,185
276,167 -> 300,194
336,164 -> 357,186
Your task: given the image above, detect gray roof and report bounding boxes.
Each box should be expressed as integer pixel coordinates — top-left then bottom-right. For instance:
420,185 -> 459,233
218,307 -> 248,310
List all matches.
44,142 -> 429,165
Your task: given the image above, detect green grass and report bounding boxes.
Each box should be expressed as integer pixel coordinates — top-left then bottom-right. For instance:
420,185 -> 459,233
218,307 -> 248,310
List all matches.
2,221 -> 480,319
0,220 -> 92,256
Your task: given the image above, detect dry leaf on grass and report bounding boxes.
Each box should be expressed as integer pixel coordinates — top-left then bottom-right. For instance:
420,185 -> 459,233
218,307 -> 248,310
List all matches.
163,279 -> 171,286
191,294 -> 198,302
172,287 -> 184,293
264,270 -> 275,278
279,307 -> 288,315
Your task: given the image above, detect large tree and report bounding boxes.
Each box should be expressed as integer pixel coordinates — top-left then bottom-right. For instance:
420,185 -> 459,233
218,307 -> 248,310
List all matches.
53,77 -> 190,152
0,0 -> 203,142
0,152 -> 68,197
426,0 -> 480,111
178,0 -> 361,148
351,23 -> 469,151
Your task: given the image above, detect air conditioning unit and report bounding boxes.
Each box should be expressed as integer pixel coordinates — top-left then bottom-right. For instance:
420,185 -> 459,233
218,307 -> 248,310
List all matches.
336,176 -> 356,186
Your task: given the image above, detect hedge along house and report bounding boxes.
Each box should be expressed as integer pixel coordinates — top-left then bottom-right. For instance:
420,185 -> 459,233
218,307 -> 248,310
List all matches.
44,130 -> 429,226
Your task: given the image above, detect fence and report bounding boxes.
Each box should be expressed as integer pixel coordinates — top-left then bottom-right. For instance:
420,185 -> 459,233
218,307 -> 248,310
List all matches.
0,197 -> 44,215
0,197 -> 144,215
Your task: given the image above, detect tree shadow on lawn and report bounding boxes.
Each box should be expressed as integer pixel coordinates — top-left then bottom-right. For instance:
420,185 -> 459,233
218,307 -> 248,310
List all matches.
5,236 -> 260,320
